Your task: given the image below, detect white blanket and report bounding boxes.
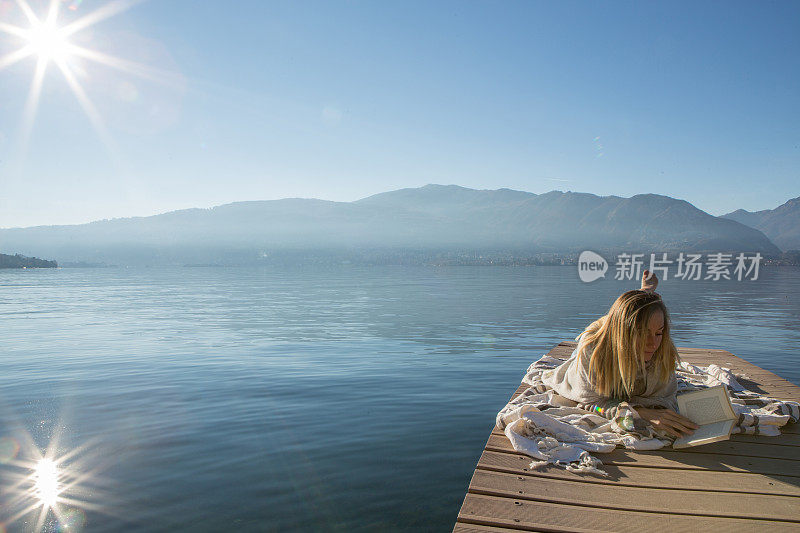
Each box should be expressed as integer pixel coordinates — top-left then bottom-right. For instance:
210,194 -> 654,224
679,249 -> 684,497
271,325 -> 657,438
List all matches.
496,355 -> 800,476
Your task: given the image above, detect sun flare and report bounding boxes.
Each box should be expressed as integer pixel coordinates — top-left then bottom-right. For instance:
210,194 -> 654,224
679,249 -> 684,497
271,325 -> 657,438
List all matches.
0,0 -> 155,159
34,458 -> 62,507
24,19 -> 71,63
1,435 -> 107,533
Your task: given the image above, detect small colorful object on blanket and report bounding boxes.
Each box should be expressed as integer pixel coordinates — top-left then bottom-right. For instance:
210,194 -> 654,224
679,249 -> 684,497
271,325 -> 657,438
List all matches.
496,354 -> 800,476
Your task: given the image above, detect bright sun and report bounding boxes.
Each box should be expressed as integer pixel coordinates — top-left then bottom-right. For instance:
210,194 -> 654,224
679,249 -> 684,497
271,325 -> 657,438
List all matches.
34,458 -> 61,507
0,0 -> 151,156
24,19 -> 72,63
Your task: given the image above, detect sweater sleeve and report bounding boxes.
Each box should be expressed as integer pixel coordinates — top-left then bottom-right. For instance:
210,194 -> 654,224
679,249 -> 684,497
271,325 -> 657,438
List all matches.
540,336 -> 622,419
629,369 -> 679,412
575,398 -> 627,420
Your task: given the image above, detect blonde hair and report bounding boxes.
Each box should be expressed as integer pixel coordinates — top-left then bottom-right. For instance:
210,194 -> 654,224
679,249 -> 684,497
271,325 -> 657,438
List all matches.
575,290 -> 679,399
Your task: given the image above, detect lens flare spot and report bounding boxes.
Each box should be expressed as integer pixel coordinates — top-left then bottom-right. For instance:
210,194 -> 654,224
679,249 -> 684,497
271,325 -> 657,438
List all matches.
0,437 -> 20,463
58,507 -> 86,532
116,80 -> 138,102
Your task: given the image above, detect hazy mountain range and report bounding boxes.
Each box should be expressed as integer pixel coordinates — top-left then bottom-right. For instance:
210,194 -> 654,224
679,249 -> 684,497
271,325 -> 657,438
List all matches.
722,196 -> 800,252
0,184 -> 792,266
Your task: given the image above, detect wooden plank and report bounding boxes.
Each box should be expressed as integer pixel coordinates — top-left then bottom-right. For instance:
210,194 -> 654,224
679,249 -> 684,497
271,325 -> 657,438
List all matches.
467,469 -> 800,521
732,384 -> 800,395
731,432 -> 800,445
484,435 -> 800,476
453,524 -> 533,533
477,450 -> 800,496
458,493 -> 799,532
735,382 -> 800,393
676,356 -> 779,369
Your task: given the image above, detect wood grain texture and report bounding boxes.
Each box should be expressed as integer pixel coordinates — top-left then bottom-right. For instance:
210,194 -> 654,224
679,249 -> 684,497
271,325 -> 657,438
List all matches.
458,493 -> 799,532
467,469 -> 800,521
477,450 -> 800,496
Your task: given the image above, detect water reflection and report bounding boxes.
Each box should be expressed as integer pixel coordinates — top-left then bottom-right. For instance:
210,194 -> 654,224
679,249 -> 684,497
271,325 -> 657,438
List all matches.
34,458 -> 60,506
0,419 -> 106,532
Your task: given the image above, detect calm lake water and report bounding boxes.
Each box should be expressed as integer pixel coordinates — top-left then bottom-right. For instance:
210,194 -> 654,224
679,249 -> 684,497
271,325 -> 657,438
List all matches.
1,265 -> 799,532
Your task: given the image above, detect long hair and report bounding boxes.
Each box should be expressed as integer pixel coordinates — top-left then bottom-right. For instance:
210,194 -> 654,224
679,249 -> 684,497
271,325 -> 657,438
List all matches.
575,290 -> 679,399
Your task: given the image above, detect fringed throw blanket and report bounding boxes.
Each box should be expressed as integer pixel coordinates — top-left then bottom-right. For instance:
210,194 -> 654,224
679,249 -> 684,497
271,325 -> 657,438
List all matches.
496,355 -> 800,476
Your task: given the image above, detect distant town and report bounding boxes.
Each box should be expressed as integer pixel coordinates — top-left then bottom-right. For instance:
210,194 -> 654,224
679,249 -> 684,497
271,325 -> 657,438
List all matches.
2,249 -> 798,269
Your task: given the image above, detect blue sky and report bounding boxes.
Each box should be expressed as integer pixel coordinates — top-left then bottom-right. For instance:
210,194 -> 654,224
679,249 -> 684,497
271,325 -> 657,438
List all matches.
0,0 -> 798,227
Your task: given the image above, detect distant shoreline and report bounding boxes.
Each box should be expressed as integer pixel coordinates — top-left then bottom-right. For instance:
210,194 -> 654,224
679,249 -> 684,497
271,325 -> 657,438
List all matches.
0,253 -> 57,269
2,249 -> 798,268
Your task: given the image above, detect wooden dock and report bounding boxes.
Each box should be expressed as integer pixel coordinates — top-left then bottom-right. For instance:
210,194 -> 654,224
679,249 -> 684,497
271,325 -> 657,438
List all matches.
454,342 -> 800,532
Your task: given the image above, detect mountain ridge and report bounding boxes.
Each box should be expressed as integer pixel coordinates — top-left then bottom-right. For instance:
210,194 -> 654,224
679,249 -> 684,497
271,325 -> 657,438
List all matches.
0,185 -> 782,265
722,196 -> 800,251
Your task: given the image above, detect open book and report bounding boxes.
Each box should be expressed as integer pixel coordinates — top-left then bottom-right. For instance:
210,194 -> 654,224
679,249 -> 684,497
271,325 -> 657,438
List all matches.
673,384 -> 738,449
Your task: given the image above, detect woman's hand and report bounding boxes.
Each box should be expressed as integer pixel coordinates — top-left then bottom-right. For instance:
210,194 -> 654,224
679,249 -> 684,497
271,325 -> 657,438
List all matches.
641,269 -> 658,293
635,407 -> 698,438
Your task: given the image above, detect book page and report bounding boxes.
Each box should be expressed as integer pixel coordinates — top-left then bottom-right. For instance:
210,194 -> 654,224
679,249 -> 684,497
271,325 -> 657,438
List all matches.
683,396 -> 726,424
673,419 -> 734,448
677,385 -> 736,425
685,419 -> 733,442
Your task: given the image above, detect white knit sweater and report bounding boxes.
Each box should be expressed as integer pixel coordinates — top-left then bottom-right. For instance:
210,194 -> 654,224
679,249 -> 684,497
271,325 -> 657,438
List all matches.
540,333 -> 678,419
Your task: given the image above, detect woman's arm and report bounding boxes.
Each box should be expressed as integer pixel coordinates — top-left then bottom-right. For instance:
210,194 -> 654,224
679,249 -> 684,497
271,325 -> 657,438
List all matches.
641,269 -> 659,294
634,407 -> 697,438
630,372 -> 697,437
575,398 -> 627,420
